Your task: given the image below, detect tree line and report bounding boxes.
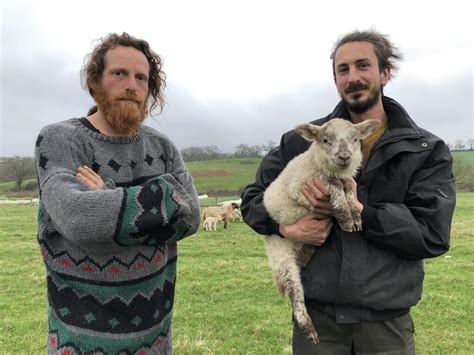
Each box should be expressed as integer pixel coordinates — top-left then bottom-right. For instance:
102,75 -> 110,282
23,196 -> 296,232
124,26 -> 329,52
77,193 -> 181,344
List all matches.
1,137 -> 473,193
448,138 -> 474,151
180,140 -> 277,162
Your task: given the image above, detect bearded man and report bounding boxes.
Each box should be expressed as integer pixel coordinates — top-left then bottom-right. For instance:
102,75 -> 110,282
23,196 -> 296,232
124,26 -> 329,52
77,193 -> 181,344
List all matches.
241,29 -> 456,354
34,33 -> 200,354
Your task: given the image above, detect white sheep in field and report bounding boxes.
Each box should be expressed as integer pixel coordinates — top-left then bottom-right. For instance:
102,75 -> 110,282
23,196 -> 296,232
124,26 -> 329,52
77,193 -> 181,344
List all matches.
202,202 -> 239,229
232,208 -> 243,222
203,216 -> 221,231
263,118 -> 379,344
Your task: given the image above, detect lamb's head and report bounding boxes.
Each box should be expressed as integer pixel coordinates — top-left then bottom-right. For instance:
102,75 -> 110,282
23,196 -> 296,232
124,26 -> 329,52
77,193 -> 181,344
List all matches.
295,118 -> 380,176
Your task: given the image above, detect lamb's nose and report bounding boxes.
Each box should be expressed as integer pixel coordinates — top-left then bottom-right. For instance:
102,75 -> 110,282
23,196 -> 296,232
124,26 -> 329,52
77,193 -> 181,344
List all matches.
338,153 -> 350,162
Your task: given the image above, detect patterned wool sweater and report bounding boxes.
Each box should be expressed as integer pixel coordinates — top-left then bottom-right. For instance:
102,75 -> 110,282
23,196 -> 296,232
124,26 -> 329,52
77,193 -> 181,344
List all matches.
35,118 -> 200,354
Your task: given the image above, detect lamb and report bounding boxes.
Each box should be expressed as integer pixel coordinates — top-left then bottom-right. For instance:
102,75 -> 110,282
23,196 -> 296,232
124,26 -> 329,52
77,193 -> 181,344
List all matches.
262,118 -> 379,344
232,208 -> 243,222
202,202 -> 239,229
203,216 -> 221,231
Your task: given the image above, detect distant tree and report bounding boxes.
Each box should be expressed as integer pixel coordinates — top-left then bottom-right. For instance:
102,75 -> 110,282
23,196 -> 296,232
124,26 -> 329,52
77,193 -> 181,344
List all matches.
454,139 -> 465,151
0,156 -> 36,189
447,143 -> 453,151
261,140 -> 277,155
234,144 -> 262,158
180,145 -> 223,161
466,138 -> 474,151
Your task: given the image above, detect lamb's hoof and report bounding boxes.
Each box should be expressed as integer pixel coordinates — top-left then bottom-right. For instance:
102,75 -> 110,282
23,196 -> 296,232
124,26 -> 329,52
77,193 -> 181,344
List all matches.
352,221 -> 362,232
301,323 -> 319,344
308,331 -> 319,344
340,223 -> 354,232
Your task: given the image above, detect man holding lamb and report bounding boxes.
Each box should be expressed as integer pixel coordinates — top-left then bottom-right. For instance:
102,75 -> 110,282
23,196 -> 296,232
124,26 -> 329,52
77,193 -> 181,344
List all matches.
241,29 -> 455,354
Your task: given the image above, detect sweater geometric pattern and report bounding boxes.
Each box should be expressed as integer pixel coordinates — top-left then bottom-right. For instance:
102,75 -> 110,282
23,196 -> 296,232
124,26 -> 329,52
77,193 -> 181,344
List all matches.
35,118 -> 200,354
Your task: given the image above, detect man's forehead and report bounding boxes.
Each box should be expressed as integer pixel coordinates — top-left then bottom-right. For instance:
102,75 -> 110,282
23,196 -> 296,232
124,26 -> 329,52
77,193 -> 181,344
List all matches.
335,41 -> 377,65
104,46 -> 149,71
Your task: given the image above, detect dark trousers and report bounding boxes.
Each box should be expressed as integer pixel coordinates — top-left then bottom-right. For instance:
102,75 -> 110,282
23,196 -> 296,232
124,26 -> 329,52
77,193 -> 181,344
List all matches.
293,306 -> 415,354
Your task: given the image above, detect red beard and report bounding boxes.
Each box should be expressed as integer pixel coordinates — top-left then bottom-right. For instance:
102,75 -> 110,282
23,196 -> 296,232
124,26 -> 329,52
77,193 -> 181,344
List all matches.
94,85 -> 147,135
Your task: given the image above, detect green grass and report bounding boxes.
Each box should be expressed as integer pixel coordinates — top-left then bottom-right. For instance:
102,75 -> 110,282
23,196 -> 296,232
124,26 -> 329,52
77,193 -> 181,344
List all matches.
452,150 -> 474,164
0,178 -> 36,196
186,158 -> 261,195
0,193 -> 473,353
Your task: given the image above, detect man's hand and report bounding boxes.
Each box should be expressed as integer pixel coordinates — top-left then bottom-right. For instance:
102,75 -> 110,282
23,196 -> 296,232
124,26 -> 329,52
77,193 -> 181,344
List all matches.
279,214 -> 333,246
301,179 -> 334,217
76,166 -> 105,191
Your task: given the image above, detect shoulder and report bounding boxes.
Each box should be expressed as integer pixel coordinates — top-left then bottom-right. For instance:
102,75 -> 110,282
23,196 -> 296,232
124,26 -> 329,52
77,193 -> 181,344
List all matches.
418,127 -> 452,158
141,125 -> 181,157
36,118 -> 85,147
141,125 -> 175,145
39,118 -> 80,135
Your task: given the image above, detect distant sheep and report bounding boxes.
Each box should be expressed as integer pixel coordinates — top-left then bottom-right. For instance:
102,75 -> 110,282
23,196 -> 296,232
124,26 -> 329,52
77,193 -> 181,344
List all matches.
232,208 -> 243,222
202,202 -> 239,229
203,216 -> 221,231
263,118 -> 379,344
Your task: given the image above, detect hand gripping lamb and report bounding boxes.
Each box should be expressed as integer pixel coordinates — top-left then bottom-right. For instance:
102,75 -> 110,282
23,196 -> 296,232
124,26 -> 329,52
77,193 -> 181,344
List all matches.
263,118 -> 379,344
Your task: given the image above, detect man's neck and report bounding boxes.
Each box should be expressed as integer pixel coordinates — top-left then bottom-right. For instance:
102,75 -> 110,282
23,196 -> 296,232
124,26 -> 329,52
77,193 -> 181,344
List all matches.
87,111 -> 122,137
349,97 -> 387,124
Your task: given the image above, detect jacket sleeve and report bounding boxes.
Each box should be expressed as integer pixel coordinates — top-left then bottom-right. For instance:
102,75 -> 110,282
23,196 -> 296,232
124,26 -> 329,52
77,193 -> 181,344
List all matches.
241,131 -> 306,236
361,140 -> 456,260
36,126 -> 200,248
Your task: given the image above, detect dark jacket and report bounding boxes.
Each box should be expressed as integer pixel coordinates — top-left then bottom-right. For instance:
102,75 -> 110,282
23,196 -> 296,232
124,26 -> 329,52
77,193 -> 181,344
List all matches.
241,96 -> 456,323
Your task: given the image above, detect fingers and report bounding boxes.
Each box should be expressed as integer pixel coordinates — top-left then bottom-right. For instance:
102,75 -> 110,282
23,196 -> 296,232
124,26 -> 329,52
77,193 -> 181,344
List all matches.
301,181 -> 334,216
76,166 -> 105,190
78,166 -> 100,180
280,215 -> 333,246
306,179 -> 330,199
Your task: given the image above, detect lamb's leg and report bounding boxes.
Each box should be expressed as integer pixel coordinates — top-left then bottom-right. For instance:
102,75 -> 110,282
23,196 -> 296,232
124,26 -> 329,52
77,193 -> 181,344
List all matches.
295,244 -> 316,267
264,236 -> 319,344
328,179 -> 354,232
341,178 -> 362,231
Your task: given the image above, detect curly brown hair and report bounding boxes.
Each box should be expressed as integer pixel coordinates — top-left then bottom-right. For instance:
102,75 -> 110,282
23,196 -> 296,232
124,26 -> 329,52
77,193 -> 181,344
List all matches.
330,29 -> 403,81
81,32 -> 166,115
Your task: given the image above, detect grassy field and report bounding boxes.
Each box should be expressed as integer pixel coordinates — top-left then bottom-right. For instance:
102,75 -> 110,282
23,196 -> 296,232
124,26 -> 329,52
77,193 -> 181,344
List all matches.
452,150 -> 474,164
0,193 -> 472,353
186,158 -> 261,196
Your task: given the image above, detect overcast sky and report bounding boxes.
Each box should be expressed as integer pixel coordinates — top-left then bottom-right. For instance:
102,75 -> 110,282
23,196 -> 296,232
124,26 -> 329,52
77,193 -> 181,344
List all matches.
1,0 -> 472,157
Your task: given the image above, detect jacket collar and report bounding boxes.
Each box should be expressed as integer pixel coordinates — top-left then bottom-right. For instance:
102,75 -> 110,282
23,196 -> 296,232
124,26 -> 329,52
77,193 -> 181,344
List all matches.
329,96 -> 424,141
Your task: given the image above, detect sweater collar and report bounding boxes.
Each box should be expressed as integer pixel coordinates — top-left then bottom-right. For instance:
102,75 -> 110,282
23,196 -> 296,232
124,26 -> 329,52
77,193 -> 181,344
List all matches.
75,117 -> 145,144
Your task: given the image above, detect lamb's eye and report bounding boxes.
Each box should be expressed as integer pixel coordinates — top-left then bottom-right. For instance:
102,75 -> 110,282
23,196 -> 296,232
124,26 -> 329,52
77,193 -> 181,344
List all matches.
323,138 -> 330,145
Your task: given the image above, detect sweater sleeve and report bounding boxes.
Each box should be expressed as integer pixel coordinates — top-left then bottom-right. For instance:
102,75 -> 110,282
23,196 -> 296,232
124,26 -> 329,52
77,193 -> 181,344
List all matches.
362,140 -> 456,260
35,124 -> 200,248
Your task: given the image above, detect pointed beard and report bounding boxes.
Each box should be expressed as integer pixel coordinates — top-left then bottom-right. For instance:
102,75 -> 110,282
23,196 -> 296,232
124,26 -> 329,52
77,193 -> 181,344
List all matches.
341,84 -> 381,115
94,86 -> 147,135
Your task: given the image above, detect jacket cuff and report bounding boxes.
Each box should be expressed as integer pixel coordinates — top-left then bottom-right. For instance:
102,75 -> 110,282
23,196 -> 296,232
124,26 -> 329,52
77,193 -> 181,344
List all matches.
362,205 -> 379,231
267,219 -> 284,237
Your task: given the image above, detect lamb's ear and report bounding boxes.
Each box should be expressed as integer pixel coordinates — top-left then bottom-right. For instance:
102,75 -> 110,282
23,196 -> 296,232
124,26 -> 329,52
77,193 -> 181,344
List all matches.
294,123 -> 321,142
355,119 -> 381,140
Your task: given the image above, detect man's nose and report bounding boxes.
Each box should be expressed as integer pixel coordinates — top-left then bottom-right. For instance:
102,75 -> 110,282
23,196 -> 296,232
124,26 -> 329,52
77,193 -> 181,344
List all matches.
347,67 -> 361,83
124,77 -> 138,91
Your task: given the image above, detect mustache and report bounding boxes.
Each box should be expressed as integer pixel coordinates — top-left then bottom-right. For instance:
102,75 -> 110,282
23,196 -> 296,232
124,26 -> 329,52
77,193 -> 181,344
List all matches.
344,83 -> 368,94
115,92 -> 142,104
